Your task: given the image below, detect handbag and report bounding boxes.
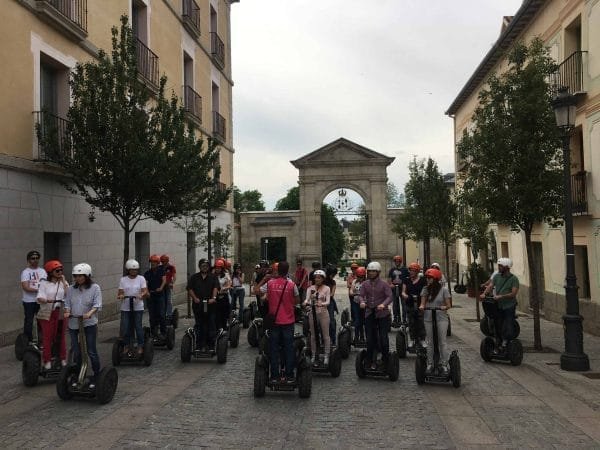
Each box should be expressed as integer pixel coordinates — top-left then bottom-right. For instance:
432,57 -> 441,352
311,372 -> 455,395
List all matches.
263,280 -> 288,330
453,273 -> 467,294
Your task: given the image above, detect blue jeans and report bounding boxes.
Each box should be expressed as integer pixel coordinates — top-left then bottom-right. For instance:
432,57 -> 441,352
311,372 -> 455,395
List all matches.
327,300 -> 337,345
351,301 -> 365,340
148,292 -> 166,335
164,287 -> 173,316
391,285 -> 403,322
22,302 -> 40,341
69,325 -> 100,377
230,287 -> 245,317
269,324 -> 295,380
365,314 -> 391,364
192,304 -> 216,349
120,310 -> 144,346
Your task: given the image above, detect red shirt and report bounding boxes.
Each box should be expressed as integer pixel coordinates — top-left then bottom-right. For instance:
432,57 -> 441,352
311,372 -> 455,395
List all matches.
266,277 -> 298,325
164,264 -> 176,285
294,266 -> 309,290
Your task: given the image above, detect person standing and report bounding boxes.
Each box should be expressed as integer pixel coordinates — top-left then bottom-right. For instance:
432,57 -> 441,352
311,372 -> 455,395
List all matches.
324,265 -> 339,345
293,260 -> 309,304
346,262 -> 358,323
36,260 -> 69,369
20,250 -> 47,343
350,267 -> 366,343
401,262 -> 427,348
187,259 -> 220,351
118,259 -> 148,355
160,254 -> 176,317
144,254 -> 166,338
303,270 -> 331,365
214,259 -> 232,330
230,263 -> 245,318
388,255 -> 408,327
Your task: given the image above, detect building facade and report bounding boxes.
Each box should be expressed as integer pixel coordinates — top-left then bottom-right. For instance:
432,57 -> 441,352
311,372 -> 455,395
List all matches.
0,0 -> 237,344
447,0 -> 600,334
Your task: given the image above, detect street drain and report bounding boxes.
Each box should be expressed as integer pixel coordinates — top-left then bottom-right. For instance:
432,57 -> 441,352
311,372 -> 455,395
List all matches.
581,372 -> 600,380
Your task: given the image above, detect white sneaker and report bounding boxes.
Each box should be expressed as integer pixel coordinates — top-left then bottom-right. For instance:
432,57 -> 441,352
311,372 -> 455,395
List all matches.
43,361 -> 51,370
310,356 -> 315,364
426,364 -> 433,373
420,340 -> 428,348
323,355 -> 329,366
61,360 -> 68,367
408,340 -> 414,348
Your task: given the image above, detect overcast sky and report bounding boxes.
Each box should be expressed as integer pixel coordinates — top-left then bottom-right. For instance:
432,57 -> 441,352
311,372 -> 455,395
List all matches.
230,0 -> 524,210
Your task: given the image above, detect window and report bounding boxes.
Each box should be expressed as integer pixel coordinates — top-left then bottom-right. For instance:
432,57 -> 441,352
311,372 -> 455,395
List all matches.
500,242 -> 509,258
574,245 -> 590,298
44,232 -> 72,277
135,232 -> 150,271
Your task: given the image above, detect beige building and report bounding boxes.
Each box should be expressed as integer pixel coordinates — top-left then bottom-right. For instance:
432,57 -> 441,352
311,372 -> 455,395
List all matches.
447,0 -> 600,334
0,0 -> 237,344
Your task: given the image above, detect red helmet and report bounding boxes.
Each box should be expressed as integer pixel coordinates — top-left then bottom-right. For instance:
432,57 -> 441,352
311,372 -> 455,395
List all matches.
350,262 -> 358,269
355,267 -> 366,277
214,259 -> 225,268
149,254 -> 160,263
225,260 -> 232,270
44,260 -> 63,273
393,255 -> 403,262
160,254 -> 169,263
408,262 -> 421,272
425,268 -> 442,281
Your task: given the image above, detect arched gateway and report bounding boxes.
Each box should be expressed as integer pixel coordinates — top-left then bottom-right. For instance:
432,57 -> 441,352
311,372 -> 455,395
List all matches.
239,138 -> 405,267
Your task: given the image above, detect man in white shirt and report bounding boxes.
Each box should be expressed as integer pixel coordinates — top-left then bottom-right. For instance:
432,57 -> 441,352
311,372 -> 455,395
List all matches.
20,250 -> 47,342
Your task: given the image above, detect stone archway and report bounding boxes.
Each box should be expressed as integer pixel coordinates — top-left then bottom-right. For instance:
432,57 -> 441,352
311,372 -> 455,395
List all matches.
290,137 -> 395,263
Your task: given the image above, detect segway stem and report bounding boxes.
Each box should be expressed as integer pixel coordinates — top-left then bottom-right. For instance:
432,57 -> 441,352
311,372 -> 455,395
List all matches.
309,290 -> 322,355
127,296 -> 136,348
74,316 -> 88,385
424,306 -> 444,366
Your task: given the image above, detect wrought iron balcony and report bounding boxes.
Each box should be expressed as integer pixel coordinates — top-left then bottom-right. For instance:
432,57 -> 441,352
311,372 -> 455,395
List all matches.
212,111 -> 226,143
182,0 -> 201,37
184,85 -> 202,125
33,110 -> 71,161
552,51 -> 587,97
135,38 -> 160,89
210,32 -> 225,70
571,171 -> 588,215
35,0 -> 88,41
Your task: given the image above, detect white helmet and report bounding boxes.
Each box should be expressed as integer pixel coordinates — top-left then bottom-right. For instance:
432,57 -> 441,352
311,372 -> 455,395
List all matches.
366,261 -> 381,272
72,263 -> 92,276
313,269 -> 326,278
125,259 -> 140,270
431,262 -> 441,269
497,257 -> 512,268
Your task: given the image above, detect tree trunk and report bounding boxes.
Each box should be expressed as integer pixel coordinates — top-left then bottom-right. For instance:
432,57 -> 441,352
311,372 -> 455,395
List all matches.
423,237 -> 430,268
524,229 -> 542,350
123,222 -> 131,275
444,241 -> 451,289
473,264 -> 480,321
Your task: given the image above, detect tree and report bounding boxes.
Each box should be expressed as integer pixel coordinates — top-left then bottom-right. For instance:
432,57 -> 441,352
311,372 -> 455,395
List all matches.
274,185 -> 300,211
457,38 -> 562,350
233,187 -> 265,222
39,16 -> 227,265
387,182 -> 404,208
212,225 -> 233,259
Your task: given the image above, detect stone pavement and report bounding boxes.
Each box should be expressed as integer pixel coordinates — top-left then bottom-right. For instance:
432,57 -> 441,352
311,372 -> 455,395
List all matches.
0,288 -> 599,449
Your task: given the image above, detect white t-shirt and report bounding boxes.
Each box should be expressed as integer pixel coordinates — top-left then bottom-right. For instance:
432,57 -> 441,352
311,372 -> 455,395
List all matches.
118,275 -> 147,311
21,267 -> 47,303
37,279 -> 67,309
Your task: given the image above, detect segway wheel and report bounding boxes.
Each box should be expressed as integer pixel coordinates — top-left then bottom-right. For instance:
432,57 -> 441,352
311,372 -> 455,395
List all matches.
143,327 -> 152,339
480,317 -> 491,336
329,349 -> 342,378
247,323 -> 259,347
229,323 -> 240,348
340,308 -> 350,326
450,353 -> 461,388
355,350 -> 367,378
112,341 -> 122,366
513,320 -> 521,339
143,339 -> 154,366
508,339 -> 523,366
166,327 -> 175,350
216,335 -> 228,363
180,333 -> 192,363
302,314 -> 309,337
395,332 -> 407,359
242,308 -> 252,329
480,336 -> 494,362
15,333 -> 29,361
171,308 -> 179,329
298,366 -> 312,398
22,351 -> 41,387
415,355 -> 426,385
446,316 -> 452,337
388,352 -> 400,382
56,365 -> 77,400
337,328 -> 351,359
96,366 -> 118,404
253,357 -> 267,398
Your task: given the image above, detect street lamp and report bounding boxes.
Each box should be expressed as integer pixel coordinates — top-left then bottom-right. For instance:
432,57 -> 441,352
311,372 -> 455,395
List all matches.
551,86 -> 589,371
264,238 -> 269,262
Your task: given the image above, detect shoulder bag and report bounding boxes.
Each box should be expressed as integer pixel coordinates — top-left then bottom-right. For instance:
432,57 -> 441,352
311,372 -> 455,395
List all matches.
263,280 -> 288,331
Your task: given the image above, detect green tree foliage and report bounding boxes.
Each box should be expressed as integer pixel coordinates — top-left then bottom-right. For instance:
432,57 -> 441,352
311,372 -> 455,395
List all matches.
321,204 -> 344,265
457,38 -> 562,349
274,186 -> 300,210
212,225 -> 233,259
38,17 -> 228,264
233,187 -> 265,222
387,182 -> 404,208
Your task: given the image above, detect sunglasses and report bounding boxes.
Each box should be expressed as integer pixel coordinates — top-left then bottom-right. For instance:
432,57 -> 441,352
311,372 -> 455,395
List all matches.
30,257 -> 40,260
54,268 -> 64,272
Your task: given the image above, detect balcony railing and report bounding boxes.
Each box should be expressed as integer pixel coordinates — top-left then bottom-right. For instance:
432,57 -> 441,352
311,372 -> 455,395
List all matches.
184,85 -> 202,124
571,171 -> 588,215
35,0 -> 88,40
210,32 -> 226,70
135,38 -> 160,89
212,111 -> 226,143
33,110 -> 70,161
552,51 -> 587,96
182,0 -> 201,37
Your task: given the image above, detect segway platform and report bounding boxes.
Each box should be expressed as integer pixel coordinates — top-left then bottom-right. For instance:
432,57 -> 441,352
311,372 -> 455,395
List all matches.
181,328 -> 228,363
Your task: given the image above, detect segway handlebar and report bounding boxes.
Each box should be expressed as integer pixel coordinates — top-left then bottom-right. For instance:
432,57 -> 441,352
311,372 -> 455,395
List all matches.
422,306 -> 447,311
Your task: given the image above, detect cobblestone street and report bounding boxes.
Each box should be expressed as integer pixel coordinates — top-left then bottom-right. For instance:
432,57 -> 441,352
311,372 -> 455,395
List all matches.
1,291 -> 600,449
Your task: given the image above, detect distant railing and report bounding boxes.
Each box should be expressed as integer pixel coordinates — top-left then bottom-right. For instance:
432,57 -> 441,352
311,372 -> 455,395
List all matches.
182,0 -> 200,34
33,110 -> 70,161
212,111 -> 226,142
552,51 -> 587,96
135,38 -> 159,88
184,85 -> 202,123
43,0 -> 88,31
571,171 -> 588,215
210,32 -> 225,69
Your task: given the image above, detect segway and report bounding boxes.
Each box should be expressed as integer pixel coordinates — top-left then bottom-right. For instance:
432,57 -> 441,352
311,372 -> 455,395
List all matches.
56,316 -> 118,404
144,295 -> 176,350
305,296 -> 342,377
479,297 -> 522,366
253,331 -> 312,398
355,309 -> 399,381
180,300 -> 228,363
395,291 -> 409,359
111,297 -> 154,367
247,317 -> 264,347
242,300 -> 258,329
396,294 -> 424,358
15,316 -> 42,361
337,307 -> 366,359
227,310 -> 241,348
391,285 -> 402,328
415,306 -> 461,387
22,300 -> 65,386
167,307 -> 179,329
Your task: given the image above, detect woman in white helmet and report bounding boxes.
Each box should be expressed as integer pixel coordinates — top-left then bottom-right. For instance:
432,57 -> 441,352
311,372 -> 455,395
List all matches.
63,263 -> 102,388
303,270 -> 331,365
117,259 -> 149,356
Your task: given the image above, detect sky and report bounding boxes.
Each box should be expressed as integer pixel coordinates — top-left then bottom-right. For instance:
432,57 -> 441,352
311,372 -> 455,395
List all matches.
230,0 -> 524,210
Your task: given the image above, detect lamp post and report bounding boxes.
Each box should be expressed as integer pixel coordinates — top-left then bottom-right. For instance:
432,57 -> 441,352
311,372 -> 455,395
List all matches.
264,238 -> 269,262
552,87 -> 590,371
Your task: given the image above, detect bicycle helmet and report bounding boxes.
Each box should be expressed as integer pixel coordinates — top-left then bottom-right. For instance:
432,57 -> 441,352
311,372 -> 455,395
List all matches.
425,268 -> 442,280
497,257 -> 512,268
366,261 -> 381,272
313,269 -> 326,278
355,267 -> 366,277
408,262 -> 421,272
44,260 -> 63,273
149,254 -> 160,263
72,263 -> 92,276
125,259 -> 140,270
160,254 -> 169,263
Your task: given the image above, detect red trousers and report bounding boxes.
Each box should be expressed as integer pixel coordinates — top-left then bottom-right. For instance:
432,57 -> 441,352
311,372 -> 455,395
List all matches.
39,309 -> 67,363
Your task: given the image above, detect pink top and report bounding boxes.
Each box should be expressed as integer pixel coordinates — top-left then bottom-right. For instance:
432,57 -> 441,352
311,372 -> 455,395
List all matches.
266,277 -> 299,325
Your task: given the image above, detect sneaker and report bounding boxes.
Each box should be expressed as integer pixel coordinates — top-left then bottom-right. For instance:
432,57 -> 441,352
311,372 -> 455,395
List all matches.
441,365 -> 450,376
426,364 -> 433,373
270,377 -> 278,384
310,356 -> 316,365
61,360 -> 68,367
323,355 -> 329,366
43,361 -> 51,370
420,340 -> 428,348
408,340 -> 415,348
88,383 -> 96,390
286,377 -> 296,384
